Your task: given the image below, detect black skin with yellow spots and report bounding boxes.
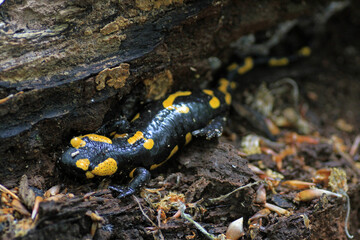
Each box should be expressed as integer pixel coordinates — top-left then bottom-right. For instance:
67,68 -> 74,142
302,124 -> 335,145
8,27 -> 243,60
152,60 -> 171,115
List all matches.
60,47 -> 311,198
61,88 -> 231,197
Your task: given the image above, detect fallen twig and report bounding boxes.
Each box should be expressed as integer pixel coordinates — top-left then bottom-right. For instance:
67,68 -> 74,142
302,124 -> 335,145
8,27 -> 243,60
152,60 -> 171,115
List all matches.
179,202 -> 220,240
349,135 -> 360,157
209,180 -> 263,203
0,184 -> 20,200
133,195 -> 164,240
340,189 -> 353,239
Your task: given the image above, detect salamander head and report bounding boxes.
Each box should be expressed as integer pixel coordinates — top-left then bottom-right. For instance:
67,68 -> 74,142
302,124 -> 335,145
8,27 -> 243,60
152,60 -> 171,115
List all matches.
60,134 -> 119,179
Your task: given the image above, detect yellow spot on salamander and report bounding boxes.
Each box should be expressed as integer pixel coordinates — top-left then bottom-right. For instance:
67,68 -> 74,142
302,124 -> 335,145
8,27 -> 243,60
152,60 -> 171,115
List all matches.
128,131 -> 144,144
113,133 -> 128,138
143,138 -> 154,150
176,105 -> 190,113
127,131 -> 154,150
86,171 -> 95,179
227,63 -> 239,71
203,89 -> 220,109
76,158 -> 90,171
298,46 -> 311,57
129,168 -> 136,178
91,157 -> 118,176
83,134 -> 113,144
150,145 -> 179,170
238,57 -> 254,74
163,91 -> 192,109
185,132 -> 192,145
150,162 -> 161,170
166,145 -> 179,160
71,137 -> 86,148
268,57 -> 289,66
71,134 -> 113,148
218,78 -> 232,105
131,113 -> 140,122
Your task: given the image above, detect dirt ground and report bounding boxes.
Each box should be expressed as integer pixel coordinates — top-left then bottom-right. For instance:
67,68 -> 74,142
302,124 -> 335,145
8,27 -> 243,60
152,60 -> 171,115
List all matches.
1,2 -> 360,240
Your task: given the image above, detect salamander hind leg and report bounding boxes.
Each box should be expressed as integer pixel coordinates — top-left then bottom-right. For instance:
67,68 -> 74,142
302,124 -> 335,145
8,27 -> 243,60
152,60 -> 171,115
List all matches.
192,115 -> 227,140
109,167 -> 151,198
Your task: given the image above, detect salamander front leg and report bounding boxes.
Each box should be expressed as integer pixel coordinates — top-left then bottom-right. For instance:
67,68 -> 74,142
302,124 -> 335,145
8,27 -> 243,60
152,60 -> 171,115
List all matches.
192,116 -> 227,140
232,103 -> 276,141
109,167 -> 151,199
96,116 -> 131,137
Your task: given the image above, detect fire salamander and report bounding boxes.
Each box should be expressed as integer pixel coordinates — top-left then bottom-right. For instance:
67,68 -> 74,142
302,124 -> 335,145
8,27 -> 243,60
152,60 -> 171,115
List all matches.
60,46 -> 311,198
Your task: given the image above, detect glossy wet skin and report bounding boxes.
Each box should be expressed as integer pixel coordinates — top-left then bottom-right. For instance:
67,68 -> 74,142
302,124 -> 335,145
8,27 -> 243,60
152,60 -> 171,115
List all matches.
60,87 -> 232,179
61,135 -> 122,179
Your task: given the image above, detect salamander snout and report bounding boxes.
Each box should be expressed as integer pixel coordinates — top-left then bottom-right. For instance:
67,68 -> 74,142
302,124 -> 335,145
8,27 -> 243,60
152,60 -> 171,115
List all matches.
59,148 -> 87,174
61,145 -> 120,179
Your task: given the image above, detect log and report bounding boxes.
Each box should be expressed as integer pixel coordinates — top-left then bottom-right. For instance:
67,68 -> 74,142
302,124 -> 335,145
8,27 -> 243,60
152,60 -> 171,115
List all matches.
0,1 -> 330,182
